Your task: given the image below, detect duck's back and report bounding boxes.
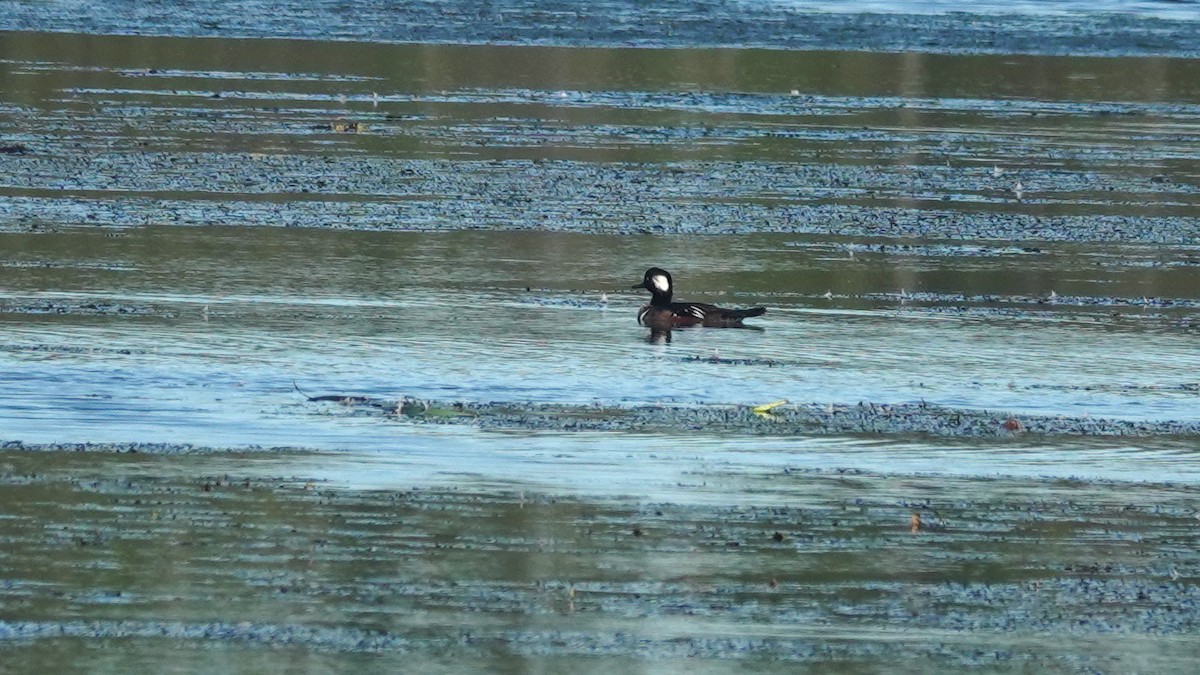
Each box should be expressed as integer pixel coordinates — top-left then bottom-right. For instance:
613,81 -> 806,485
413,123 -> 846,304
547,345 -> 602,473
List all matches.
639,302 -> 765,328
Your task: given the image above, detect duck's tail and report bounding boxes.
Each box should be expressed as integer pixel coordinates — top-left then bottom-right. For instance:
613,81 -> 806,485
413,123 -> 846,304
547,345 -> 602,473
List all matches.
725,307 -> 766,319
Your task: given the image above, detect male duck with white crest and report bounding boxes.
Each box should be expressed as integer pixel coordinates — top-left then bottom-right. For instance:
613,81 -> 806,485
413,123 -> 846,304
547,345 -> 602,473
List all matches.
631,267 -> 766,330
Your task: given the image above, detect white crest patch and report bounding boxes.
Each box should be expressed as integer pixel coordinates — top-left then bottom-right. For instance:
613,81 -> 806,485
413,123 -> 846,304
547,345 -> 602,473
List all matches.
650,274 -> 670,293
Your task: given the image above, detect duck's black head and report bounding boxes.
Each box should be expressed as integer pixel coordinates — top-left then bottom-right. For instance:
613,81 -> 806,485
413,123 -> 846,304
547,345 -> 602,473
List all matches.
632,267 -> 673,304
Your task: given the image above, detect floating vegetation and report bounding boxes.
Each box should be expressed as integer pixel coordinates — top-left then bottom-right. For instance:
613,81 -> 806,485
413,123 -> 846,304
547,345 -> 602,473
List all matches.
299,392 -> 1200,438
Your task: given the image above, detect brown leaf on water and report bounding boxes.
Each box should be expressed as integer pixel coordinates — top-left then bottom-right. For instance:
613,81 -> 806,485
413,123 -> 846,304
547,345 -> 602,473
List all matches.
330,121 -> 367,133
910,512 -> 922,533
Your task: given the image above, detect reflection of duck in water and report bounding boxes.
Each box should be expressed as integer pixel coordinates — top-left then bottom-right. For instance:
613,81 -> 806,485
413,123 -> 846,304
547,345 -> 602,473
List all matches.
632,267 -> 766,332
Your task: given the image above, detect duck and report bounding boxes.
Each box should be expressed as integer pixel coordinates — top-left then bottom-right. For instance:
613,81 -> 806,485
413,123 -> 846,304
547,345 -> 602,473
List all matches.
632,267 -> 765,329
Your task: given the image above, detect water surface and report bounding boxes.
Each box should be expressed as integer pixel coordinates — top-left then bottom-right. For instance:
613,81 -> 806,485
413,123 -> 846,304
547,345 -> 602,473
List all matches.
3,33 -> 1200,477
2,27 -> 1200,673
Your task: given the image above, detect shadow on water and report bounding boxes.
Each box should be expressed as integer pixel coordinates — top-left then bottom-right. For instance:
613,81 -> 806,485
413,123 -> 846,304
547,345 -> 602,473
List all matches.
644,324 -> 766,344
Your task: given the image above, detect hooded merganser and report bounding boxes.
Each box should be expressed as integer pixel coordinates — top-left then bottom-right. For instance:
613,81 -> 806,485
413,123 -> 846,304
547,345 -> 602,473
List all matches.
632,267 -> 766,329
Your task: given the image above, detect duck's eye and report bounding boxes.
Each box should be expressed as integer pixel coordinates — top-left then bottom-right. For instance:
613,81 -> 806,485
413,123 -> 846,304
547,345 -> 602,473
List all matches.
650,274 -> 670,292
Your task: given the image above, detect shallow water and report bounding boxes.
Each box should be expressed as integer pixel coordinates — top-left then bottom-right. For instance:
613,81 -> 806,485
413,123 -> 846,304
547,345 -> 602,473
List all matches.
2,24 -> 1200,672
2,226 -> 1199,469
2,450 -> 1199,672
2,32 -> 1200,478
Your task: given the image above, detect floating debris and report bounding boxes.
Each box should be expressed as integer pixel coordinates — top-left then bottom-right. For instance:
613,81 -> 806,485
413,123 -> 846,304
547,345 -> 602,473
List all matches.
296,391 -> 1200,438
329,120 -> 367,133
751,399 -> 789,416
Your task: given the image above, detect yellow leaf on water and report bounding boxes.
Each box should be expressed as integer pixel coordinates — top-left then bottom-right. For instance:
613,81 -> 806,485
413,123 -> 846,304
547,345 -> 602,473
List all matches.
752,399 -> 788,415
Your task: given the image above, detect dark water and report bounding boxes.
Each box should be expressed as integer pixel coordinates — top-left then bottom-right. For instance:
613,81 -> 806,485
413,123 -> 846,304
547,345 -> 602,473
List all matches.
2,0 -> 1199,55
2,19 -> 1200,673
3,32 -> 1200,240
